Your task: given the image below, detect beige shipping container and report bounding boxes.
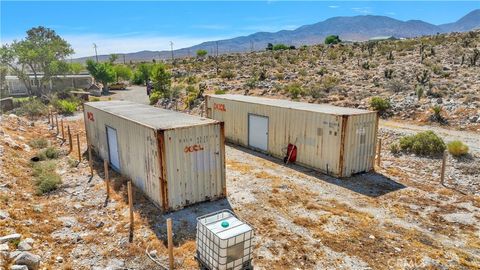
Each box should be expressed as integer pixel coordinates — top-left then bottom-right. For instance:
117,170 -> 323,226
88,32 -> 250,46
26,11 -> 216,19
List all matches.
206,95 -> 378,177
84,101 -> 226,211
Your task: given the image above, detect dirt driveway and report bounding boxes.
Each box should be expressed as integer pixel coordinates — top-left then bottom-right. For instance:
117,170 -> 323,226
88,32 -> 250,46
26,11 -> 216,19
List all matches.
109,85 -> 149,105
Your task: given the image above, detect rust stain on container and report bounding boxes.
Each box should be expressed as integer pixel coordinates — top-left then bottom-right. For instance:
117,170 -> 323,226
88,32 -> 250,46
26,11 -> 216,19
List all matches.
206,94 -> 378,177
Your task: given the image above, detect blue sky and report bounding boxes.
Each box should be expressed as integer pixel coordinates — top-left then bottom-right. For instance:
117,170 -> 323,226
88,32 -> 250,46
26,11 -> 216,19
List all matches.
1,1 -> 479,57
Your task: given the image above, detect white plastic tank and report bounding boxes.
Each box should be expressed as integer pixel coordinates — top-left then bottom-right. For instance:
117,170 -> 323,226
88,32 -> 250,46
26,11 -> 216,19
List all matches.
196,210 -> 254,270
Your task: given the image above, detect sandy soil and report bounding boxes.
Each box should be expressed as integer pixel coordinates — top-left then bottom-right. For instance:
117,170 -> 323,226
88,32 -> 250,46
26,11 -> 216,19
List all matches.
1,113 -> 479,270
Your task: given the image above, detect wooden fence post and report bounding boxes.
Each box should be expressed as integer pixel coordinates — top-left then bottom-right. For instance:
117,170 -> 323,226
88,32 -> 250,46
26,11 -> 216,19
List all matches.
61,119 -> 65,140
88,145 -> 93,176
47,109 -> 51,124
376,138 -> 382,167
167,218 -> 174,269
104,160 -> 110,203
441,150 -> 447,185
55,114 -> 59,135
68,126 -> 73,153
128,181 -> 134,243
76,133 -> 81,162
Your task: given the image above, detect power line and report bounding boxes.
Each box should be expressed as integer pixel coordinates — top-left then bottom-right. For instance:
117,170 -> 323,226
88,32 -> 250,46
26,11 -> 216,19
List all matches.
93,43 -> 98,63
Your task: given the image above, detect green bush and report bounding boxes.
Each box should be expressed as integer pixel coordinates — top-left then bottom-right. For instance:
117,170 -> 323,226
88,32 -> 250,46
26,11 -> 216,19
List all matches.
32,161 -> 61,195
369,97 -> 391,114
29,138 -> 48,149
90,97 -> 101,102
15,98 -> 48,118
325,35 -> 341,45
149,91 -> 161,105
54,99 -> 78,115
37,146 -> 60,160
272,44 -> 290,51
399,131 -> 446,156
447,140 -> 469,157
389,143 -> 400,155
214,89 -> 226,95
220,69 -> 235,80
285,83 -> 303,99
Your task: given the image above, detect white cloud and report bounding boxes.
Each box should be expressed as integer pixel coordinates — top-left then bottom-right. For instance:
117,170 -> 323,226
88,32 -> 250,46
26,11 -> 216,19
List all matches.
3,33 -> 230,58
351,7 -> 373,15
328,5 -> 340,9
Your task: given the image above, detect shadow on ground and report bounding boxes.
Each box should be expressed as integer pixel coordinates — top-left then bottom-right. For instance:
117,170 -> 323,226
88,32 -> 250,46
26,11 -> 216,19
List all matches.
228,143 -> 406,197
87,150 -> 232,247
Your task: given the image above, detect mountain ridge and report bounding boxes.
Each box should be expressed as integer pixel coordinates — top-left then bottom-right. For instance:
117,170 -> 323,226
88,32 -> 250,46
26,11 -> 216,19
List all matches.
73,9 -> 480,62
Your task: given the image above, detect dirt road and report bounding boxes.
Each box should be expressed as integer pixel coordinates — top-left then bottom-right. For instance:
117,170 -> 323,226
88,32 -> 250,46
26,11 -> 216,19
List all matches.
380,120 -> 480,153
109,85 -> 149,104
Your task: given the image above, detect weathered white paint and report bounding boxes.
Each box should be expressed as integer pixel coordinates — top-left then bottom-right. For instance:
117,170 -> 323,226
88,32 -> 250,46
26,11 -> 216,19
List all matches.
248,114 -> 269,151
206,95 -> 378,177
84,101 -> 226,211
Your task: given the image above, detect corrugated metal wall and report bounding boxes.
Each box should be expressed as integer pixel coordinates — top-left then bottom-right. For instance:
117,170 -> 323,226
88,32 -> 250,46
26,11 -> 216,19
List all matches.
164,124 -> 226,210
84,105 -> 163,208
206,96 -> 377,177
343,113 -> 378,176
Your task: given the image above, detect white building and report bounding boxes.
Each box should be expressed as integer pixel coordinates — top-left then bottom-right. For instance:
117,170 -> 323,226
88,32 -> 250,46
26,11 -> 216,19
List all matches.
4,74 -> 93,96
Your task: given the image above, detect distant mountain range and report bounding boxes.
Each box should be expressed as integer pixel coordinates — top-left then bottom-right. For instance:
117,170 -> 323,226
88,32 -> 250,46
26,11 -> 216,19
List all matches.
74,9 -> 480,63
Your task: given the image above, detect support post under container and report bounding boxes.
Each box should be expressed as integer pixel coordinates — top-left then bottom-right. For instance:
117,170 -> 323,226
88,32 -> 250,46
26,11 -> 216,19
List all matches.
61,119 -> 65,141
55,114 -> 59,135
88,145 -> 93,176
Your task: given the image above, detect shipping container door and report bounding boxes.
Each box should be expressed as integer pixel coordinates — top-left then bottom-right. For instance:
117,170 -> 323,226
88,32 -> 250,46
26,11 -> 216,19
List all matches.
248,114 -> 268,151
106,126 -> 120,171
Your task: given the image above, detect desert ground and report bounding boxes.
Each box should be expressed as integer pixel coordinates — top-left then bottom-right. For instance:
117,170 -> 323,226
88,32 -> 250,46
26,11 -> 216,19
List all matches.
1,91 -> 479,269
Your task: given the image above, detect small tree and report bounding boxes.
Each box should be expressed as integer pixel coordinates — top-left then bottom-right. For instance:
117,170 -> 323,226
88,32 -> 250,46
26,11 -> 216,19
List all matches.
68,62 -> 84,75
196,49 -> 208,58
325,35 -> 341,45
113,65 -> 132,82
150,63 -> 171,98
109,54 -> 119,64
86,59 -> 116,94
369,97 -> 391,115
0,26 -> 73,96
266,43 -> 273,51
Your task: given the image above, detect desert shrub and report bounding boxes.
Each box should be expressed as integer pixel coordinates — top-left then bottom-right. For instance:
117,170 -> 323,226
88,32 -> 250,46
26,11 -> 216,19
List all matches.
15,98 -> 48,118
37,146 -> 60,160
90,97 -> 101,102
447,140 -> 469,157
321,75 -> 339,92
415,85 -> 425,100
55,87 -> 75,100
149,91 -> 161,105
54,99 -> 78,115
389,142 -> 400,155
399,131 -> 446,156
220,69 -> 235,80
32,161 -> 61,195
272,44 -> 290,51
325,35 -> 341,45
369,97 -> 391,114
387,80 -> 408,93
284,83 -> 303,99
245,78 -> 257,89
29,138 -> 48,149
214,89 -> 226,95
430,105 -> 447,124
316,67 -> 328,76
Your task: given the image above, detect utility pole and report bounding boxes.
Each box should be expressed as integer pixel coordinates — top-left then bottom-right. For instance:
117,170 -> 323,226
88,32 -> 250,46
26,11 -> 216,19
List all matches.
170,41 -> 174,63
93,43 -> 98,63
215,41 -> 219,75
123,54 -> 126,64
250,40 -> 254,52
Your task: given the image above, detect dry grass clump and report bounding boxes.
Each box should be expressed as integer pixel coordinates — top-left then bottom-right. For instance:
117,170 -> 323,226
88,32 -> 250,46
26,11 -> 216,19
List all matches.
32,161 -> 62,195
447,140 -> 469,156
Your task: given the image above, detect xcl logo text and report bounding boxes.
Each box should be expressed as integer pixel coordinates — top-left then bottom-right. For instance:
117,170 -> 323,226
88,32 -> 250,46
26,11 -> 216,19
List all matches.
184,144 -> 204,153
214,103 -> 226,112
87,112 -> 94,121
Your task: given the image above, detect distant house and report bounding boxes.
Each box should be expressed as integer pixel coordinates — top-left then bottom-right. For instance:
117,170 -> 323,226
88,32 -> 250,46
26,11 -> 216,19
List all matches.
368,36 -> 399,42
4,74 -> 93,96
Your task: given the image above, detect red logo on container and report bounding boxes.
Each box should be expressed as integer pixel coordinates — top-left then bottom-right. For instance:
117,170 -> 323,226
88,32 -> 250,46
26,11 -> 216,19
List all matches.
184,144 -> 204,153
87,112 -> 94,122
214,103 -> 226,112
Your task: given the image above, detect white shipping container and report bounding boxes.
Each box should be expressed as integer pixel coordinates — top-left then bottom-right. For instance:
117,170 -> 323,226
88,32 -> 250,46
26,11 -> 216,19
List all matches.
84,101 -> 226,211
206,95 -> 379,177
196,210 -> 253,270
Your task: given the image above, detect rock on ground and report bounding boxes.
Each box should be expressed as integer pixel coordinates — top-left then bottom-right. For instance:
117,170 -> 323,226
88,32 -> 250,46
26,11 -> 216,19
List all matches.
13,252 -> 41,270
